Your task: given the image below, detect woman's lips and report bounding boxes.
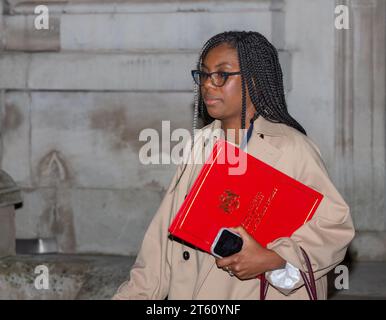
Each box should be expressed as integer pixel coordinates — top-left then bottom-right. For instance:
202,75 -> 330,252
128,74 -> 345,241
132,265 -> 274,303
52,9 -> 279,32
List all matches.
204,98 -> 222,105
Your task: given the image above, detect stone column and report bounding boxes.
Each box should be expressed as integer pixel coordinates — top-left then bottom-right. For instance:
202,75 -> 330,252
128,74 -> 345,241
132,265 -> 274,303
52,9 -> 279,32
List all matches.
335,0 -> 386,260
0,1 -> 4,50
0,206 -> 16,257
0,169 -> 22,258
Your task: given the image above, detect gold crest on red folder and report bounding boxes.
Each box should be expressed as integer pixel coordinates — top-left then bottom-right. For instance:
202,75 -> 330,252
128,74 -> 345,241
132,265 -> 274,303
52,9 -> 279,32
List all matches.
219,189 -> 240,214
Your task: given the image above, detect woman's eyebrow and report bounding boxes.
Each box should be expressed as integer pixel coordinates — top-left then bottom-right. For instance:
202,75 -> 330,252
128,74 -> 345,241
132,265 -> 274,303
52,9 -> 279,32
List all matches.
201,62 -> 233,69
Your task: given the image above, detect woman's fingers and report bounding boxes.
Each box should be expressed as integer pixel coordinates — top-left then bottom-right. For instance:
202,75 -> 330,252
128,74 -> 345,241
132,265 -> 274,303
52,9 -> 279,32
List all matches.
215,254 -> 239,268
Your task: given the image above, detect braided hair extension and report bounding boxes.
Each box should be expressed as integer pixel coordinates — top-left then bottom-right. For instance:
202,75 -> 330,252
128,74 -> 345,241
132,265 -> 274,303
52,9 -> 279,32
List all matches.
193,31 -> 307,135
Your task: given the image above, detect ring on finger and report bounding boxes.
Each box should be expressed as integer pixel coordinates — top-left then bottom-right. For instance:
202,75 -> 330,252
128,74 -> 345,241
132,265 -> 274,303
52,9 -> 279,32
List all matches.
224,266 -> 234,277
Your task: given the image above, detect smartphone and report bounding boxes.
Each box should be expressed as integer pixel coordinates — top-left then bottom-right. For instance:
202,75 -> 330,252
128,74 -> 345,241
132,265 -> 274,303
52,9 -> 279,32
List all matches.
211,228 -> 243,259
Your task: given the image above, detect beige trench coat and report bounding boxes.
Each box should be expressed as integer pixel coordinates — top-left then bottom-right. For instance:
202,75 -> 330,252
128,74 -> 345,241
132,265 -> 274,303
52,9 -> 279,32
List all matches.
113,116 -> 355,300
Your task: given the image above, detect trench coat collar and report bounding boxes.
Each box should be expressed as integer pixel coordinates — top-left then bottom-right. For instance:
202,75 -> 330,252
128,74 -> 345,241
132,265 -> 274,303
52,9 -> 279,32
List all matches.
210,115 -> 285,138
192,117 -> 284,298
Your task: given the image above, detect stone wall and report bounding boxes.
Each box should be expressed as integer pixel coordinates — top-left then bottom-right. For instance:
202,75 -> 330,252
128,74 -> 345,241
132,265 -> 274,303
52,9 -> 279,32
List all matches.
0,0 -> 385,260
0,0 -> 291,255
334,0 -> 386,260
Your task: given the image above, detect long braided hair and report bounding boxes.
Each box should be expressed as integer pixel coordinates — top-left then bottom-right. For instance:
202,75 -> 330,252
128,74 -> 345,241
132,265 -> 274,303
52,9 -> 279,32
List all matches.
192,31 -> 306,138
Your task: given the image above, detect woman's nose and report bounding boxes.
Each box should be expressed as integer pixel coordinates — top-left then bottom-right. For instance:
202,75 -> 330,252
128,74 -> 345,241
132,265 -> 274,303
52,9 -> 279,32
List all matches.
203,75 -> 216,89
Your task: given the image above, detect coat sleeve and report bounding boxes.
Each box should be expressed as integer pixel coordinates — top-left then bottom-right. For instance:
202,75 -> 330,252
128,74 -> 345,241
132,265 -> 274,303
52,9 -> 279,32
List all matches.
265,136 -> 355,296
112,164 -> 185,300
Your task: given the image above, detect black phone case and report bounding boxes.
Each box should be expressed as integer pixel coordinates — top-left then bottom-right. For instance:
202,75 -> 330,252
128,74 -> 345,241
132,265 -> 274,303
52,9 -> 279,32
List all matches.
212,229 -> 243,258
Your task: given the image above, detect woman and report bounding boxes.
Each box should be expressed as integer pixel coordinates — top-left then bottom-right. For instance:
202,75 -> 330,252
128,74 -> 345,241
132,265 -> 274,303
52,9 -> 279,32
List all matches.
113,31 -> 355,299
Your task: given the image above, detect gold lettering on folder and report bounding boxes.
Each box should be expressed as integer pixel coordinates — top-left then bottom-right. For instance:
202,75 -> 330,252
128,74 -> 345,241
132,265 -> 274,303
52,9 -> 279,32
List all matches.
242,188 -> 278,233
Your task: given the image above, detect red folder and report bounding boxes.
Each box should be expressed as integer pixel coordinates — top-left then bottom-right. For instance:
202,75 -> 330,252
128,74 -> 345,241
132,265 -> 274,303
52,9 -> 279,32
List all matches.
168,139 -> 323,254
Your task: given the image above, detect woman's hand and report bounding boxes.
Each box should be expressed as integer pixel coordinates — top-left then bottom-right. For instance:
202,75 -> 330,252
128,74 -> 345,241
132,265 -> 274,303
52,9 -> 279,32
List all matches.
215,226 -> 286,280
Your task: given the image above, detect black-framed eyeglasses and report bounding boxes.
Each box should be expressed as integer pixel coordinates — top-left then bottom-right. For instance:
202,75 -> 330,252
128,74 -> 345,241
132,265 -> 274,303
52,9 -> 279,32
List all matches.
191,70 -> 241,87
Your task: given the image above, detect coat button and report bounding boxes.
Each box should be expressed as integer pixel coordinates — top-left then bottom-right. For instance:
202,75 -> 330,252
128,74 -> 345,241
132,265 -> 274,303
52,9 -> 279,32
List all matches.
183,251 -> 190,260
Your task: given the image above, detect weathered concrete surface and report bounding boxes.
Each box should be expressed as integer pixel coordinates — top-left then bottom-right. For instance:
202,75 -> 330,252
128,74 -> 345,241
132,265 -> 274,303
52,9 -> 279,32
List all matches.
350,231 -> 386,261
285,0 -> 385,260
0,254 -> 135,300
1,91 -> 191,188
0,207 -> 16,258
3,1 -> 285,51
0,53 -> 196,91
60,12 -> 275,51
13,184 -> 172,255
284,0 -> 336,169
0,1 -> 4,50
3,90 -> 189,254
12,189 -> 48,240
0,91 -> 31,187
28,91 -> 191,188
332,0 -> 386,260
349,0 -> 385,232
0,254 -> 385,300
70,187 -> 167,255
7,0 -> 280,15
3,15 -> 60,51
0,54 -> 28,89
329,261 -> 386,300
0,51 -> 291,91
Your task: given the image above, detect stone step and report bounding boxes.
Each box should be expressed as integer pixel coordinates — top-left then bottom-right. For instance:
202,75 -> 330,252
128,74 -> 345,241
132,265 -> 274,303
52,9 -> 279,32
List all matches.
1,255 -> 385,299
329,262 -> 386,300
0,254 -> 136,299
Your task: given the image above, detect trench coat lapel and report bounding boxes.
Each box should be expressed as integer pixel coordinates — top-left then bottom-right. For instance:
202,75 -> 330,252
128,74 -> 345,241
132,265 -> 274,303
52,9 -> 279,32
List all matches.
193,117 -> 284,298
